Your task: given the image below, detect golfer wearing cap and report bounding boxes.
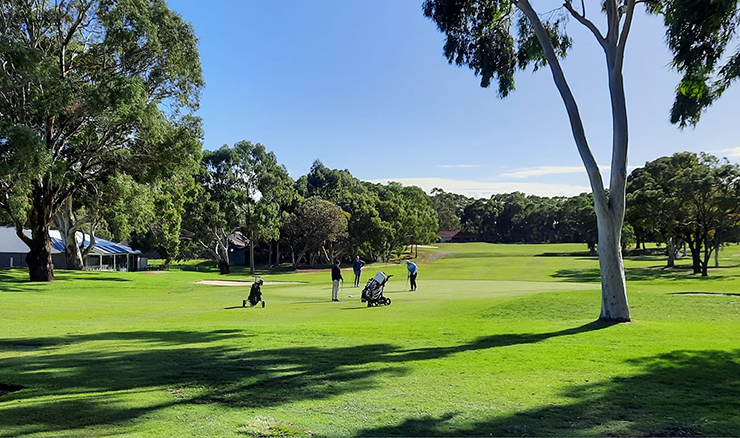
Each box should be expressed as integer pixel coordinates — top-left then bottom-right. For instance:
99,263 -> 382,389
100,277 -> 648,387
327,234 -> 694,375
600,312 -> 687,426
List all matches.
406,260 -> 418,291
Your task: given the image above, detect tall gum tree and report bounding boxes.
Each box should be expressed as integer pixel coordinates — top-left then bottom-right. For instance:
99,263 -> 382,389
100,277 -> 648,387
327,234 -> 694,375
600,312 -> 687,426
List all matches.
423,0 -> 740,321
0,0 -> 203,281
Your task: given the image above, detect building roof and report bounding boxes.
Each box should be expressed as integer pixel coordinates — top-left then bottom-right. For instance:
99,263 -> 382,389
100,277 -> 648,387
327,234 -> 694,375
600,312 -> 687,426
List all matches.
0,226 -> 139,255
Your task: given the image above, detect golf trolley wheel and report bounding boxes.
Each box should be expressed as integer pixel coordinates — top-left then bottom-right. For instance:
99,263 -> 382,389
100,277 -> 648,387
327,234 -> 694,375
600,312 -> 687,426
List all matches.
367,301 -> 373,307
385,298 -> 391,305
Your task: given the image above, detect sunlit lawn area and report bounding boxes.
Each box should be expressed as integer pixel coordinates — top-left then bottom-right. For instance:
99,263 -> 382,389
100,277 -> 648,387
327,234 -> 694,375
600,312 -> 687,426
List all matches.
1,242 -> 739,437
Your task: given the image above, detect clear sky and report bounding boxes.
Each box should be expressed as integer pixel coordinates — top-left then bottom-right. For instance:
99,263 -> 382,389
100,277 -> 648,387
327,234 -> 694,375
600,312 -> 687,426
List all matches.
167,0 -> 740,198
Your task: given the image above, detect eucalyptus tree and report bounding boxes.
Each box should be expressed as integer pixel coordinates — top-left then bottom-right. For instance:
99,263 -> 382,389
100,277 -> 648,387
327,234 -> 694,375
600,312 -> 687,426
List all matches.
281,197 -> 348,269
431,187 -> 464,231
182,141 -> 289,275
630,153 -> 740,276
0,0 -> 204,281
245,144 -> 296,273
423,0 -> 740,321
626,153 -> 697,267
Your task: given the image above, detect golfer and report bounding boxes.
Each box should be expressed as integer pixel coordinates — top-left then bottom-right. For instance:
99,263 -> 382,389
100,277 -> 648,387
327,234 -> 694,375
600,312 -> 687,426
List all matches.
352,255 -> 365,288
406,260 -> 418,291
331,259 -> 343,302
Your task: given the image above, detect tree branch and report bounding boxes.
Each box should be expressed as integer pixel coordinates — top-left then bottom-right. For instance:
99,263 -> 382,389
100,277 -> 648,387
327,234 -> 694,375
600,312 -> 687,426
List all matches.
516,0 -> 608,212
615,0 -> 636,72
604,0 -> 620,44
563,0 -> 606,49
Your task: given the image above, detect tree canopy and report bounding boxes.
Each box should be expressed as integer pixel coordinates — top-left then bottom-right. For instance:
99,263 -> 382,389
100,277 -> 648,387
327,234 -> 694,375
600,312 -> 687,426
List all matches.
0,0 -> 204,281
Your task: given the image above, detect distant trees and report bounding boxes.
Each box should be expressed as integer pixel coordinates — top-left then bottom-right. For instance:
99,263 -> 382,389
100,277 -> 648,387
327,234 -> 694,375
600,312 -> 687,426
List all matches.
627,153 -> 740,276
180,155 -> 440,271
452,191 -> 599,249
295,161 -> 439,263
431,188 -> 464,231
282,197 -> 348,268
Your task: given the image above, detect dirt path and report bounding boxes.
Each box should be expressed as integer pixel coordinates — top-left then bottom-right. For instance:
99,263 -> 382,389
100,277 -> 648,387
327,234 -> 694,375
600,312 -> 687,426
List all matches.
673,292 -> 740,297
427,252 -> 453,262
195,280 -> 306,286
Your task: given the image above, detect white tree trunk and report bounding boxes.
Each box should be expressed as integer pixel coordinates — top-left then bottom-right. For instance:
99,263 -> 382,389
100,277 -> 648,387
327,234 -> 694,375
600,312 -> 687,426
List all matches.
518,0 -> 632,322
53,198 -> 85,270
596,210 -> 630,321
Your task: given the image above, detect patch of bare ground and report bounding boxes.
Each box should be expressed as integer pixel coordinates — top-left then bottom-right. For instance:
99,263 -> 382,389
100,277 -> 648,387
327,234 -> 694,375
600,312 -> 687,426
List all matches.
428,252 -> 453,262
195,280 -> 306,286
672,292 -> 740,297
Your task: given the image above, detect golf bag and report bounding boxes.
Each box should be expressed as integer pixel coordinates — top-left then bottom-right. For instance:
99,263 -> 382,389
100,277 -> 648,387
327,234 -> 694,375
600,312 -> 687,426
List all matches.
361,272 -> 393,307
244,279 -> 265,307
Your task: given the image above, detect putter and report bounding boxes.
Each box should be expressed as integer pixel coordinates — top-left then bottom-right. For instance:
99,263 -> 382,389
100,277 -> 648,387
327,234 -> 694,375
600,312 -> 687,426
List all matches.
405,275 -> 409,291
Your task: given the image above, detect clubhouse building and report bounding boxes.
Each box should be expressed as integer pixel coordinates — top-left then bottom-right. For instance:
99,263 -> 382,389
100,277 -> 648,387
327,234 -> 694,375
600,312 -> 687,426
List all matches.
0,226 -> 146,271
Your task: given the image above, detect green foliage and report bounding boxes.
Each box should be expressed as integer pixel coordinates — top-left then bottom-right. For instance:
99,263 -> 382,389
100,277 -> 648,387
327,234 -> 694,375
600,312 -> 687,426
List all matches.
627,152 -> 740,275
430,188 -> 464,231
0,123 -> 51,222
294,161 -> 438,261
651,0 -> 740,126
182,141 -> 295,266
422,0 -> 571,95
281,197 -> 348,266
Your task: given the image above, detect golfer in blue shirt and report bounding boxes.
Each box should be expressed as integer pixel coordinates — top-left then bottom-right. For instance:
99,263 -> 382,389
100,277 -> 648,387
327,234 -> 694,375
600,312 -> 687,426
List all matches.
406,260 -> 418,291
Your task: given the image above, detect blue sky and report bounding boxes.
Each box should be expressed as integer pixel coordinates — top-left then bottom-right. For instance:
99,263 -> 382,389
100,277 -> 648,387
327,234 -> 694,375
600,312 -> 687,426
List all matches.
168,0 -> 740,198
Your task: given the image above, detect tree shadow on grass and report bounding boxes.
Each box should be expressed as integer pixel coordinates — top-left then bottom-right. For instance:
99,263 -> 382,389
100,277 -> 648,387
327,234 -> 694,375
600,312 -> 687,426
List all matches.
0,270 -> 131,293
0,322 -> 615,436
552,265 -> 740,283
356,349 -> 740,437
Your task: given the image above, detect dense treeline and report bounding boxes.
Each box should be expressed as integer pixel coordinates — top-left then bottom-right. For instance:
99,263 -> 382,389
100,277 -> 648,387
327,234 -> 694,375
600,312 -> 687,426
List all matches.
431,152 -> 740,277
172,145 -> 439,273
431,190 -> 606,252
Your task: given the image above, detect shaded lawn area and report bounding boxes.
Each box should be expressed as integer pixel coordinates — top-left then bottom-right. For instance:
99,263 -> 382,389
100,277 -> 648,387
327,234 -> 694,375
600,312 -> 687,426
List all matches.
1,243 -> 740,437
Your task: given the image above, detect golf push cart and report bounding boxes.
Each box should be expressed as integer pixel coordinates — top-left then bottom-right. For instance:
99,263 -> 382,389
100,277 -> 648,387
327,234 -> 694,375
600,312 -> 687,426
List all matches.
361,272 -> 393,307
243,278 -> 265,308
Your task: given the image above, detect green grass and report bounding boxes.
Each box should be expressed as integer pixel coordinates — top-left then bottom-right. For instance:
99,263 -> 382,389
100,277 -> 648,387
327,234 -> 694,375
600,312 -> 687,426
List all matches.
1,243 -> 739,437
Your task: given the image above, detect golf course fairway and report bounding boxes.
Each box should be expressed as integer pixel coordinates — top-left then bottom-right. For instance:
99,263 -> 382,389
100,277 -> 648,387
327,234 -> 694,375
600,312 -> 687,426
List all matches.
1,243 -> 738,437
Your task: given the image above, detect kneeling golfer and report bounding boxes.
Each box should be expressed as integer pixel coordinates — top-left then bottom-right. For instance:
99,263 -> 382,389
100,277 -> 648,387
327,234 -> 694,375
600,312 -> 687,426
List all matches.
331,260 -> 343,302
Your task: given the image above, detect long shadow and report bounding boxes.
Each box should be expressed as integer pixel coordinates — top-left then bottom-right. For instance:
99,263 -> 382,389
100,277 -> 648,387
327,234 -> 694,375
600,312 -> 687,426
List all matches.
552,266 -> 740,283
0,323 -> 615,435
390,321 -> 615,363
671,291 -> 740,297
355,349 -> 740,437
0,271 -> 131,293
